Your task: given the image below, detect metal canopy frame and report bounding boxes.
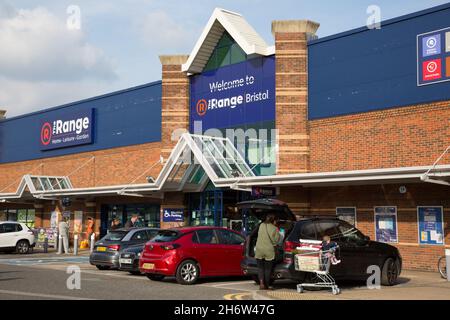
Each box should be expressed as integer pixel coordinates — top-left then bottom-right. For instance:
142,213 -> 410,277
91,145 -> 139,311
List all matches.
1,133 -> 450,201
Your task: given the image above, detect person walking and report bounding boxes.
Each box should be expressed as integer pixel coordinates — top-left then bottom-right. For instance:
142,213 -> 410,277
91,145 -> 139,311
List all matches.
125,214 -> 139,228
254,214 -> 281,290
58,216 -> 70,254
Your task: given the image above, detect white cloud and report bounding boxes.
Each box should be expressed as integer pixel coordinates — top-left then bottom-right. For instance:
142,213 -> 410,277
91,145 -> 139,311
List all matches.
0,1 -> 119,117
136,9 -> 200,54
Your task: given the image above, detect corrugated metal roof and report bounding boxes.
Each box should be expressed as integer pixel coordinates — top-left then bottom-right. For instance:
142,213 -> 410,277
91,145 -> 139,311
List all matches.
182,8 -> 274,74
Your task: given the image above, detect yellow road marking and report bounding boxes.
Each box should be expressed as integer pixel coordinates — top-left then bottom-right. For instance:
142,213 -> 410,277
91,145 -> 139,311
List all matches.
224,293 -> 252,300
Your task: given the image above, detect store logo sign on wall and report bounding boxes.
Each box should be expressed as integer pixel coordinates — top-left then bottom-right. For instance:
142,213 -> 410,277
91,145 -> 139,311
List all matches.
190,56 -> 275,131
40,108 -> 94,150
417,28 -> 450,86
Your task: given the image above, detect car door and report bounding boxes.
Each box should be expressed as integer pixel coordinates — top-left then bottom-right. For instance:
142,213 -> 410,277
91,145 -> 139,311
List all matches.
314,220 -> 358,277
0,223 -> 20,247
336,221 -> 381,278
216,229 -> 245,275
191,229 -> 224,275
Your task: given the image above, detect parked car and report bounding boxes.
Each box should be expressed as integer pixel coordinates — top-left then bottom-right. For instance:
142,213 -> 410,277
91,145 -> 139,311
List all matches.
140,226 -> 245,285
239,199 -> 402,286
0,221 -> 35,254
119,243 -> 145,275
90,227 -> 159,270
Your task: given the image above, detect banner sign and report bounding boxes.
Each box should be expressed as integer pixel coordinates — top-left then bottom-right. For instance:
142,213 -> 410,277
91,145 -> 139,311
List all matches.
374,206 -> 398,243
73,211 -> 83,234
40,108 -> 94,150
417,27 -> 450,86
35,228 -> 57,248
162,208 -> 185,222
190,56 -> 275,131
336,207 -> 357,226
417,206 -> 444,245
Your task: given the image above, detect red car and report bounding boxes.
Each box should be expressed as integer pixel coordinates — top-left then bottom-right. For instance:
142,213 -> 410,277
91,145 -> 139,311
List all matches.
139,226 -> 245,285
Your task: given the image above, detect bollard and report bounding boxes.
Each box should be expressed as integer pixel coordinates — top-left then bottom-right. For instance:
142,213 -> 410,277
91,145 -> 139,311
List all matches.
446,249 -> 450,282
43,237 -> 48,253
74,235 -> 79,256
90,233 -> 96,253
57,234 -> 63,255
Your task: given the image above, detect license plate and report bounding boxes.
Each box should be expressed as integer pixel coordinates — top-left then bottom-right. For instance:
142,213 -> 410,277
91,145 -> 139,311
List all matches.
96,247 -> 107,252
120,258 -> 132,265
142,263 -> 155,270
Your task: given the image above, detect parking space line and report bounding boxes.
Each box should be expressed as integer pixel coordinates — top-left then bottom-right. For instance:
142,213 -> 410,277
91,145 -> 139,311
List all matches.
0,289 -> 95,300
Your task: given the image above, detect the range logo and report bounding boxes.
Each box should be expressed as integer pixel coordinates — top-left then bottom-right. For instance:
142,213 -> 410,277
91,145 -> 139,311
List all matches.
196,99 -> 207,117
40,109 -> 94,151
422,34 -> 441,57
40,122 -> 52,146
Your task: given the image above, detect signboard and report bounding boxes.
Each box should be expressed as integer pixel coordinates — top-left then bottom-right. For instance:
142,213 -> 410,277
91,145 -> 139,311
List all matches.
336,207 -> 357,226
73,211 -> 83,234
50,211 -> 58,229
40,108 -> 94,150
374,206 -> 398,243
190,56 -> 275,131
162,208 -> 185,222
417,27 -> 450,86
251,186 -> 276,198
35,228 -> 57,248
417,206 -> 445,245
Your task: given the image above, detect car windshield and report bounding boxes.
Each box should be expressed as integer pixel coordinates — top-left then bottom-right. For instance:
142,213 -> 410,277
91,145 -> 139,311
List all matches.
152,230 -> 180,243
102,231 -> 127,241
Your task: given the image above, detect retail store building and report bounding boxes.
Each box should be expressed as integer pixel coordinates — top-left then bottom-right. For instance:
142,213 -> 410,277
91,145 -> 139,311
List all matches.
1,5 -> 450,271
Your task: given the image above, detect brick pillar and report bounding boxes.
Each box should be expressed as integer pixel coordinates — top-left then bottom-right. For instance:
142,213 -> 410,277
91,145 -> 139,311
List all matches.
33,203 -> 44,228
159,55 -> 190,160
272,20 -> 319,174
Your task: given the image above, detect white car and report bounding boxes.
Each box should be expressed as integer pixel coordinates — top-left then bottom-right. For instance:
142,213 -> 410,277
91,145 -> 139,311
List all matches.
0,221 -> 35,254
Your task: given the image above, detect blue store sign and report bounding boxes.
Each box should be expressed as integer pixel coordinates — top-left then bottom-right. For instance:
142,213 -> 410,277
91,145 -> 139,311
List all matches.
163,208 -> 185,222
417,206 -> 444,245
40,108 -> 94,150
190,56 -> 275,131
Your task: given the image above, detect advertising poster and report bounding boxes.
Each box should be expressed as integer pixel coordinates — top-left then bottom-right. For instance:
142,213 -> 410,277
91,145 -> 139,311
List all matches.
336,207 -> 357,226
374,206 -> 398,243
50,211 -> 58,229
73,211 -> 83,234
417,206 -> 444,245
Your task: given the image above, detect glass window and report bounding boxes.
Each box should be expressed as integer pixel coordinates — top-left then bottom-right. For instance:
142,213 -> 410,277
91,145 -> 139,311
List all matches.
31,177 -> 43,191
152,230 -> 180,243
130,230 -> 148,241
3,223 -> 18,233
40,178 -> 52,190
217,229 -> 244,245
315,221 -> 341,240
300,222 -> 317,240
102,231 -> 127,241
203,32 -> 247,72
146,230 -> 159,240
193,229 -> 219,244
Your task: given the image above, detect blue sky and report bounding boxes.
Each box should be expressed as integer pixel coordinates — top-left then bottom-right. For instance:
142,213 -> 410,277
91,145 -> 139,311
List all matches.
0,0 -> 448,117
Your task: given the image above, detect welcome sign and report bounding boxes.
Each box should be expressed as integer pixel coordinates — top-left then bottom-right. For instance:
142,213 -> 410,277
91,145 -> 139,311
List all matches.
40,108 -> 94,150
190,56 -> 275,131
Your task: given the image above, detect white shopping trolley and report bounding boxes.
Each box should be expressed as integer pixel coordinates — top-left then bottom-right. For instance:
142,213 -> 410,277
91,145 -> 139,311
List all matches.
294,239 -> 341,295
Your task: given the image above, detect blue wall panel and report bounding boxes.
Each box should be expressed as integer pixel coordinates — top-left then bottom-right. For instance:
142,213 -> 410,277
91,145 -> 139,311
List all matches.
0,82 -> 162,164
308,4 -> 450,119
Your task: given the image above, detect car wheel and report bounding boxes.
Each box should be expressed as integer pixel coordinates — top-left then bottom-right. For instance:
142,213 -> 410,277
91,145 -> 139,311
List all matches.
96,265 -> 110,270
381,258 -> 399,286
146,274 -> 165,281
16,240 -> 30,254
176,260 -> 200,285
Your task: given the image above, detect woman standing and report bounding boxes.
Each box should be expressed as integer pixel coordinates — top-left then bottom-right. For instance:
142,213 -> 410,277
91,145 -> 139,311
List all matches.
254,214 -> 281,290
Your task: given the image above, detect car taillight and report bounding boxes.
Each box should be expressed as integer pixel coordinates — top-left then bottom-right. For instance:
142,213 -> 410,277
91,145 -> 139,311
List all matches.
283,241 -> 299,263
108,245 -> 120,251
160,244 -> 180,250
27,230 -> 34,235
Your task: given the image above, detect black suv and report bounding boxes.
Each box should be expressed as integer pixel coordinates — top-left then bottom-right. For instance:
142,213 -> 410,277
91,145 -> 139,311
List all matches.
239,199 -> 402,286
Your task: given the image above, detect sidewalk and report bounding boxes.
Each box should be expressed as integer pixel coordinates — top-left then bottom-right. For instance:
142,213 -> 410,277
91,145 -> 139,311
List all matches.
0,248 -> 91,259
254,271 -> 450,300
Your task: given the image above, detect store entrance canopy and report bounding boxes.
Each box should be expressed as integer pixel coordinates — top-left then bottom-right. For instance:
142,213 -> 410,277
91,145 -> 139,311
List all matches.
1,133 -> 449,201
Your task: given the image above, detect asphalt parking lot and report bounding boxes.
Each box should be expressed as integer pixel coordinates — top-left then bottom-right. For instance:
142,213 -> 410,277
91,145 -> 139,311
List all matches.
0,251 -> 448,300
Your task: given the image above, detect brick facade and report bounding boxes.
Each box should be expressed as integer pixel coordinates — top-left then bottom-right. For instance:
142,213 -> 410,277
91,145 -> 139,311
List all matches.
272,20 -> 319,174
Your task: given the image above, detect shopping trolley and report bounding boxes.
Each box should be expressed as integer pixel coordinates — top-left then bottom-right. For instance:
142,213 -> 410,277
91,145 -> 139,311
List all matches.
294,239 -> 341,295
